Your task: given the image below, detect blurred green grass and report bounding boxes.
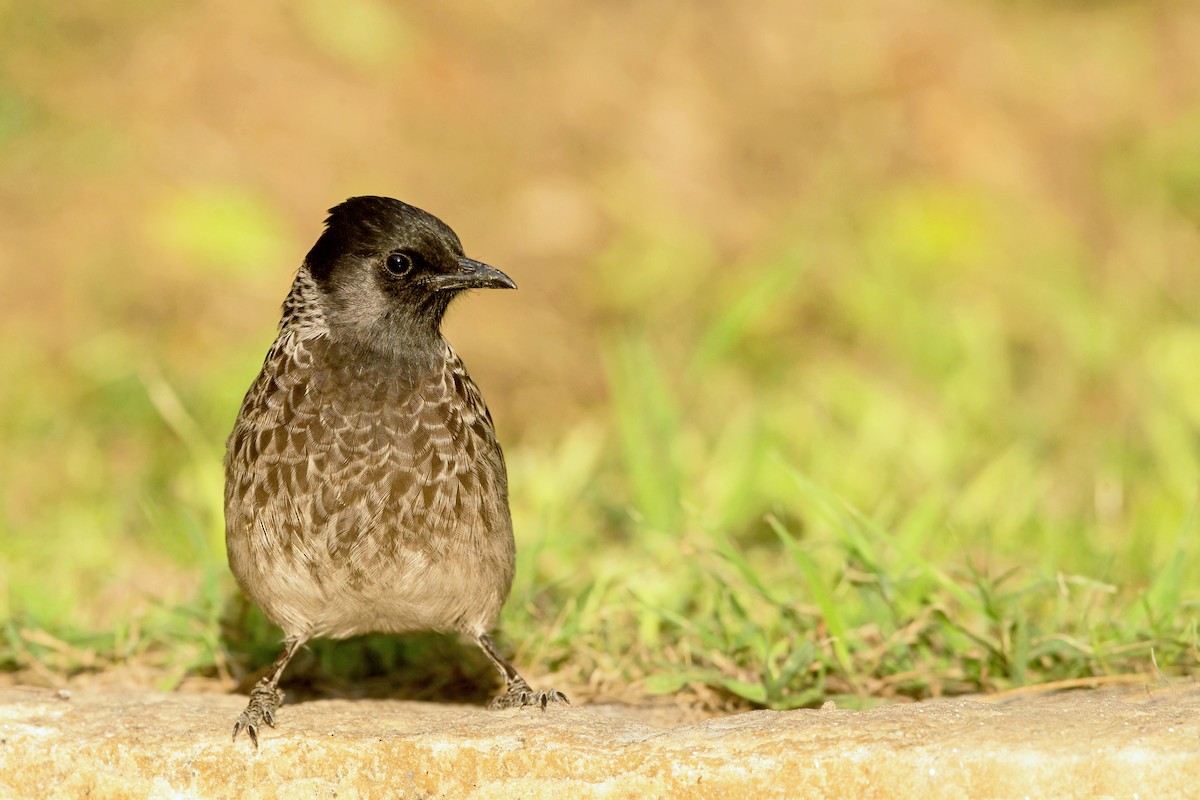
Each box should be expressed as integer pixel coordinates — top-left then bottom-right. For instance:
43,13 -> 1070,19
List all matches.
9,173 -> 1198,706
1,0 -> 1198,708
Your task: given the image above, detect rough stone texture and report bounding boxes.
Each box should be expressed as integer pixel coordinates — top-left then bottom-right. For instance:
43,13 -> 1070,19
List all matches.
0,684 -> 1198,798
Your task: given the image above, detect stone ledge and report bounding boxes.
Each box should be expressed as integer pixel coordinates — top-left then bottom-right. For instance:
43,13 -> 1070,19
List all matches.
0,684 -> 1197,798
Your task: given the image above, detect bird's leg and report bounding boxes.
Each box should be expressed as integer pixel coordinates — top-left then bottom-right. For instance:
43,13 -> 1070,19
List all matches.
232,636 -> 306,747
476,632 -> 569,710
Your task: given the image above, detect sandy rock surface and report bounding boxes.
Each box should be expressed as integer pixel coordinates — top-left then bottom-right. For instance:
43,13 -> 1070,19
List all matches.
1,683 -> 1198,798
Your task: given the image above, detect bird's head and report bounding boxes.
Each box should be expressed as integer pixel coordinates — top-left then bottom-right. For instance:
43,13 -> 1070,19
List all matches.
302,196 -> 515,355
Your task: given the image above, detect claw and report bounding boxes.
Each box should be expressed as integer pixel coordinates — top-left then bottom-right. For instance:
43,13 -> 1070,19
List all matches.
233,715 -> 262,749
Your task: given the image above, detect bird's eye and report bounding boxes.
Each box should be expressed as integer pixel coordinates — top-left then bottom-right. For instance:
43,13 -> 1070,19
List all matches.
385,252 -> 413,277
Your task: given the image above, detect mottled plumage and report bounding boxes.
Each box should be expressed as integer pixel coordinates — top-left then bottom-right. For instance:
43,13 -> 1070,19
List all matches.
225,196 -> 566,746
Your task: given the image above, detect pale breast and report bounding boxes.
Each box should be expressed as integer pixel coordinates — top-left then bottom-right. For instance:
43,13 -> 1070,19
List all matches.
224,336 -> 515,639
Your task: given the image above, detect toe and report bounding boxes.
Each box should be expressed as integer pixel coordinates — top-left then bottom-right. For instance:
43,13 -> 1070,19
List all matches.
491,686 -> 570,711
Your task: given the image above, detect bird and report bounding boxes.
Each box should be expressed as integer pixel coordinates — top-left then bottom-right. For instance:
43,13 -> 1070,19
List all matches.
224,196 -> 567,746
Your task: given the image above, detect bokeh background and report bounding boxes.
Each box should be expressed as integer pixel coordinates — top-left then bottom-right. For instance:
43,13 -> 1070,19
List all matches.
2,1 -> 1198,706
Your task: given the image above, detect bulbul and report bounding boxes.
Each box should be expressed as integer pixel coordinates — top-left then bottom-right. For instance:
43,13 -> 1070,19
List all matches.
224,196 -> 566,746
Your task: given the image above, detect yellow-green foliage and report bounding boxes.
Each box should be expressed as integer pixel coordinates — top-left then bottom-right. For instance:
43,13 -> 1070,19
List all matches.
1,1 -> 1197,705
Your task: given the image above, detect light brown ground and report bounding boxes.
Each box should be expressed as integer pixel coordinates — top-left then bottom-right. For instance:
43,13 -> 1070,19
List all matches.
1,683 -> 1197,799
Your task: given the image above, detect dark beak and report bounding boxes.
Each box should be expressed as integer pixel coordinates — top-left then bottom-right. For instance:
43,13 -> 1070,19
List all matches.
428,257 -> 517,292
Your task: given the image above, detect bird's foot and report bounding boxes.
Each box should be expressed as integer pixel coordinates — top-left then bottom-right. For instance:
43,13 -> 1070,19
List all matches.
232,683 -> 285,747
490,677 -> 570,711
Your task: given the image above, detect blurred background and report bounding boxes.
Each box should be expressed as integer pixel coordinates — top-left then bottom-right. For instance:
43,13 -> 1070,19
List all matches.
1,1 -> 1198,707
